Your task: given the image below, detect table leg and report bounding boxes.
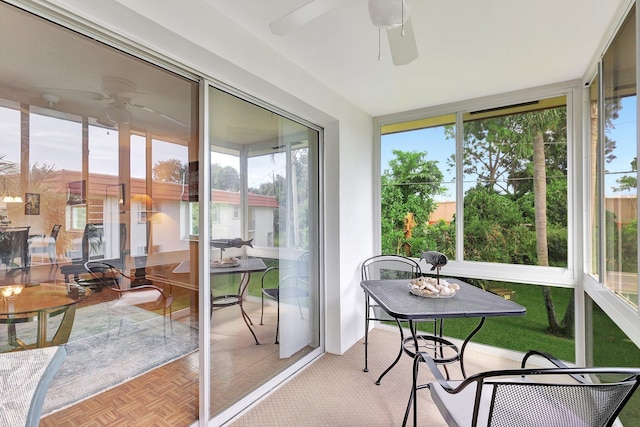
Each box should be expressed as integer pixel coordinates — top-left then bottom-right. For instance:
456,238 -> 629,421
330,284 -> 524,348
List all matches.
6,323 -> 27,349
237,272 -> 260,345
402,349 -> 422,427
375,318 -> 406,385
36,310 -> 47,348
458,317 -> 486,378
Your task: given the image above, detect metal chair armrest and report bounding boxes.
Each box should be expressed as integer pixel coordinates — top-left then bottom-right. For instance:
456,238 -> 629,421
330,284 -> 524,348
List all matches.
417,351 -> 456,391
521,349 -> 589,384
522,349 -> 569,368
261,266 -> 280,290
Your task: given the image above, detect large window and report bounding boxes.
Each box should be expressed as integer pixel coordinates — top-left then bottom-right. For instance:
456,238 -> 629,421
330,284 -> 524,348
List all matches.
600,4 -> 638,307
379,98 -> 568,268
462,99 -> 568,266
380,115 -> 456,259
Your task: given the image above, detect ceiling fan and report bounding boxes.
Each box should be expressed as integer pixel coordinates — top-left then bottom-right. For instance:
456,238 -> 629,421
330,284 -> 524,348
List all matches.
269,0 -> 418,66
36,77 -> 185,128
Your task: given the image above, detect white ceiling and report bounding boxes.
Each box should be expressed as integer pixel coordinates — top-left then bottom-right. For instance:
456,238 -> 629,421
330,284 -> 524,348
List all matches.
209,0 -> 624,117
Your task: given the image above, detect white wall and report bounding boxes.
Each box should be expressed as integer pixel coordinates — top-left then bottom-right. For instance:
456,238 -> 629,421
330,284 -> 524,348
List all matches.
46,0 -> 374,354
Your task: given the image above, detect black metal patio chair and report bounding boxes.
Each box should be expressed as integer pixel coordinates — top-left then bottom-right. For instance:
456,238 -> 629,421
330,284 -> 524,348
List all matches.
405,349 -> 640,427
259,251 -> 310,344
361,255 -> 457,385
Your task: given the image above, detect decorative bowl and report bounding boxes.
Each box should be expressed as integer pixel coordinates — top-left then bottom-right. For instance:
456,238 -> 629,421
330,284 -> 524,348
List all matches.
407,277 -> 459,298
211,258 -> 240,268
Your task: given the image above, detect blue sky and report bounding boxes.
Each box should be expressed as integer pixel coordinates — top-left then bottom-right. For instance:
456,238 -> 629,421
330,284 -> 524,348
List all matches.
0,99 -> 637,197
382,99 -> 638,200
606,95 -> 637,197
381,126 -> 456,201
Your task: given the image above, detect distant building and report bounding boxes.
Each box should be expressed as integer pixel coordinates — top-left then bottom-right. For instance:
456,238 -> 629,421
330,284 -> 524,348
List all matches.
429,201 -> 455,224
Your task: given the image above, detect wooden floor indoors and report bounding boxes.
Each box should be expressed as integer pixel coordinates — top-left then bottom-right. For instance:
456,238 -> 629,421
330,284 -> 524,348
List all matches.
23,261 -> 309,427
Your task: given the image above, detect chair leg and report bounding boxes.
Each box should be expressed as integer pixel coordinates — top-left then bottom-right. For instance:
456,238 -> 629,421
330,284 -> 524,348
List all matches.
364,299 -> 370,372
297,297 -> 304,319
260,293 -> 265,325
163,306 -> 173,338
274,299 -> 280,344
402,352 -> 422,427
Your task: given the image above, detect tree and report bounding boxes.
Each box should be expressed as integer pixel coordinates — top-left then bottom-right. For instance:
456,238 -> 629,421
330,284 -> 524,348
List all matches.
212,163 -> 240,191
463,186 -> 534,264
448,116 -> 533,195
381,150 -> 445,256
614,157 -> 637,192
153,159 -> 186,183
521,108 -> 574,337
452,105 -> 572,337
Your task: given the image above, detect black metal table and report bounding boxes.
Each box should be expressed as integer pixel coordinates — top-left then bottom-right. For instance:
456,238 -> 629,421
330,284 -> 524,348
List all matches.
362,278 -> 526,426
360,278 -> 526,378
173,258 -> 267,345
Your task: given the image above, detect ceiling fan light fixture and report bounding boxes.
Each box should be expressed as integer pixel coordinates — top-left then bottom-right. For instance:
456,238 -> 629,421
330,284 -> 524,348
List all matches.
106,104 -> 131,125
368,0 -> 411,29
41,92 -> 61,108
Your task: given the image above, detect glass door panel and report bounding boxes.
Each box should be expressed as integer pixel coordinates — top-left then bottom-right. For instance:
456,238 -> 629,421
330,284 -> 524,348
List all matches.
602,5 -> 638,307
0,4 -> 199,424
208,86 -> 320,417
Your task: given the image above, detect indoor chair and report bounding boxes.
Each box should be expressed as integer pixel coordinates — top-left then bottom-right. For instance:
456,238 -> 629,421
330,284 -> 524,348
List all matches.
260,252 -> 310,344
62,223 -> 129,284
83,261 -> 173,339
28,224 -> 61,266
0,346 -> 67,427
405,349 -> 640,427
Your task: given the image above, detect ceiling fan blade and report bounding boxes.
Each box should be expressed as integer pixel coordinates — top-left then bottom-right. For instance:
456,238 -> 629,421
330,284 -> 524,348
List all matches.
269,0 -> 342,35
387,17 -> 418,66
32,87 -> 108,101
129,103 -> 186,127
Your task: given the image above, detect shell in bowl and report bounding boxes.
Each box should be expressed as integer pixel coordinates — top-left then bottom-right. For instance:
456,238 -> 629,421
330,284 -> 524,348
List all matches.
408,277 -> 460,298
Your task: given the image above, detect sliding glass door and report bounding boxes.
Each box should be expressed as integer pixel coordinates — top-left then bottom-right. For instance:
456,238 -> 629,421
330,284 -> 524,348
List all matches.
207,86 -> 321,418
0,3 -> 199,424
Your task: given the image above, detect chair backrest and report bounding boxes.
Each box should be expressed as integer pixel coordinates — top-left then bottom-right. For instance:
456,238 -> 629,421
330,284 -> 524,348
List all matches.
440,367 -> 640,427
294,251 -> 310,278
81,223 -> 104,261
84,260 -> 126,289
361,254 -> 421,281
0,226 -> 31,268
484,374 -> 639,427
50,224 -> 62,240
0,346 -> 67,427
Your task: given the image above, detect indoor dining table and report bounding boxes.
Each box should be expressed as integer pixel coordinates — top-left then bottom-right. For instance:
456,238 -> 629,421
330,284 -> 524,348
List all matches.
0,282 -> 87,349
360,277 -> 526,380
173,257 -> 267,345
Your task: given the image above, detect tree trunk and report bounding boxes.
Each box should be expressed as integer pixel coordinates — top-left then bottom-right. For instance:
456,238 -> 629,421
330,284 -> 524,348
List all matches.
533,130 -> 561,333
560,292 -> 575,338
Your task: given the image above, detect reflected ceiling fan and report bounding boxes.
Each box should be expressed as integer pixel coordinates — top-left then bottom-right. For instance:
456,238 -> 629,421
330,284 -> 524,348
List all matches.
37,77 -> 185,128
269,0 -> 418,66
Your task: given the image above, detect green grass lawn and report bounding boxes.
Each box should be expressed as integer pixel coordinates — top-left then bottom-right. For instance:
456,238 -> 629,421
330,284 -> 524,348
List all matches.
422,281 -> 576,361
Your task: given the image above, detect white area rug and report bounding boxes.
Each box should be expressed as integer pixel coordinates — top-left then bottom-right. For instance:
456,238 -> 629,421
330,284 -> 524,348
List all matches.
0,301 -> 197,415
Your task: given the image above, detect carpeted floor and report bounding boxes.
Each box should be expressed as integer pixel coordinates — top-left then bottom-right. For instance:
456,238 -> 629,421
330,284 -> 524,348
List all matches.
228,327 -> 529,426
0,301 -> 198,415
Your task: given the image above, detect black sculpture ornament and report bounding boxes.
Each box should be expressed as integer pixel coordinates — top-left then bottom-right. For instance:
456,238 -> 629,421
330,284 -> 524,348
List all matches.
420,250 -> 448,284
